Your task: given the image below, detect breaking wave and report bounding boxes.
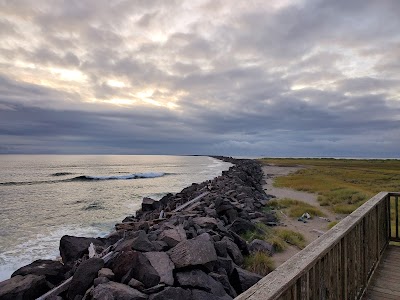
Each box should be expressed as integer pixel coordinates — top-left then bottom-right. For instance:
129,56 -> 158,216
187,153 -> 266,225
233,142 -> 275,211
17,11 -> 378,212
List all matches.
0,172 -> 166,186
72,172 -> 165,181
50,172 -> 74,176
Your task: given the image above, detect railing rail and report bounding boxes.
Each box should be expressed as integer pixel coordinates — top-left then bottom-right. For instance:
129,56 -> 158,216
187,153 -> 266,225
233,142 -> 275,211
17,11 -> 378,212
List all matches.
236,192 -> 400,300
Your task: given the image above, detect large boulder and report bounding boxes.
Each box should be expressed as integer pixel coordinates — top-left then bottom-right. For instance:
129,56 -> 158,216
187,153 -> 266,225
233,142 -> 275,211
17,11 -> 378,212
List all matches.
216,256 -> 234,276
131,231 -> 155,252
209,272 -> 237,298
130,252 -> 161,288
168,234 -> 217,269
214,241 -> 228,257
67,258 -> 104,300
175,269 -> 228,297
59,235 -> 105,266
149,287 -> 191,300
11,259 -> 66,285
229,266 -> 262,294
228,218 -> 256,234
0,274 -> 49,300
158,226 -> 187,248
222,237 -> 243,265
142,197 -> 160,212
115,231 -> 155,252
248,239 -> 274,255
229,231 -> 249,255
109,250 -> 137,281
191,289 -> 233,300
143,252 -> 175,286
92,281 -> 147,300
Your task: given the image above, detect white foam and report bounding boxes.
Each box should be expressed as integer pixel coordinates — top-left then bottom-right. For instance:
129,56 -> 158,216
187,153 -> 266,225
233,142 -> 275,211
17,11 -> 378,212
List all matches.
0,224 -> 111,282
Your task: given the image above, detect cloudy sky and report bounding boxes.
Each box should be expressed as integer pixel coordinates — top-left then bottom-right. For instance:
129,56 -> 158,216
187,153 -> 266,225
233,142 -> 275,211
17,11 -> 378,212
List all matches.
0,0 -> 399,157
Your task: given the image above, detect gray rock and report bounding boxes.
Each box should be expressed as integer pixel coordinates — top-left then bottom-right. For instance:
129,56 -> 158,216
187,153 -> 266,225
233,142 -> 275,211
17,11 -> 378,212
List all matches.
110,250 -> 137,281
0,274 -> 49,300
168,235 -> 217,269
191,289 -> 233,300
98,268 -> 115,279
94,276 -> 110,287
192,217 -> 218,228
230,266 -> 262,294
216,256 -> 234,276
130,251 -> 160,288
92,281 -> 148,300
228,218 -> 256,234
209,272 -> 237,298
229,231 -> 250,255
128,278 -> 145,291
214,241 -> 228,257
131,231 -> 155,252
148,287 -> 191,300
141,283 -> 165,294
222,237 -> 243,265
175,269 -> 227,297
143,252 -> 175,286
225,209 -> 238,223
248,239 -> 274,255
59,235 -> 105,266
67,258 -> 104,300
151,241 -> 169,251
158,226 -> 187,248
142,197 -> 160,212
204,207 -> 218,218
11,259 -> 66,285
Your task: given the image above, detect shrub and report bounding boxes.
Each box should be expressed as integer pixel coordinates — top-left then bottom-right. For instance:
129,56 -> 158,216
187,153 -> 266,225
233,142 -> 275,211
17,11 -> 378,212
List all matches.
276,229 -> 306,249
243,251 -> 275,276
267,198 -> 325,218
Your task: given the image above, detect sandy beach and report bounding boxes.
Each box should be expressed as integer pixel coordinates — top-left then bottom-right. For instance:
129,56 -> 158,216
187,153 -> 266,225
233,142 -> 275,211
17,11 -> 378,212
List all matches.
262,164 -> 340,267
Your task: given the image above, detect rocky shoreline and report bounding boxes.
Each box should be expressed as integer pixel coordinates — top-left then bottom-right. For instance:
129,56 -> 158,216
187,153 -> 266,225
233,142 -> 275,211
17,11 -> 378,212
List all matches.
0,156 -> 277,300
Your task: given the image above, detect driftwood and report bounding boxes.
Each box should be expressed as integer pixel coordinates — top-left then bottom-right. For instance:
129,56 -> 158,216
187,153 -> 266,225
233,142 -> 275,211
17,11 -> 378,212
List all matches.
172,191 -> 209,212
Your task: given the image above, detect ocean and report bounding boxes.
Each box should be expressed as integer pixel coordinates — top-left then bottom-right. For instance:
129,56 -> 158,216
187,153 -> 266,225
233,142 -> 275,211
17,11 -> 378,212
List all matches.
0,155 -> 231,281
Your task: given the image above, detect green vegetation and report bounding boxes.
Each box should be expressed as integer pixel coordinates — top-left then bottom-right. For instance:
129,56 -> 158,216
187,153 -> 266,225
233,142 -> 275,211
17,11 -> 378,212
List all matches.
327,220 -> 339,229
241,224 -> 306,275
241,223 -> 306,251
267,198 -> 325,218
275,229 -> 306,249
260,158 -> 400,214
243,251 -> 275,276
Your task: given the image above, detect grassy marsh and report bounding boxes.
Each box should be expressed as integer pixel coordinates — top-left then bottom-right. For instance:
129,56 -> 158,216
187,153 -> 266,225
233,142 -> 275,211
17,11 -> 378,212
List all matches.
260,158 -> 400,214
267,198 -> 325,218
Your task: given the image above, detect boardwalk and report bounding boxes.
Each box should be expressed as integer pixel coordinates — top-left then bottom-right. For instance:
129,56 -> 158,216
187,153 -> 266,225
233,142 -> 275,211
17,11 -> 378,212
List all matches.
363,245 -> 400,300
235,192 -> 400,300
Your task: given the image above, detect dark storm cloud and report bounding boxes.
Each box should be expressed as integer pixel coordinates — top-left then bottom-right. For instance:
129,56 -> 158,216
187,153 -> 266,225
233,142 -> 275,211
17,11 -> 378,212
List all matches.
0,0 -> 399,156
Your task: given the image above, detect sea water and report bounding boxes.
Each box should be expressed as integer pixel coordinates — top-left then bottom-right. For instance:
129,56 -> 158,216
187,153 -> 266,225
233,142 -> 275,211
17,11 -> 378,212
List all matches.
0,155 -> 231,281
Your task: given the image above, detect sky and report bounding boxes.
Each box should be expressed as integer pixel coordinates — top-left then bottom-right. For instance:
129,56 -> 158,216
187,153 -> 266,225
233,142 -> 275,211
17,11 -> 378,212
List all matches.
0,0 -> 399,157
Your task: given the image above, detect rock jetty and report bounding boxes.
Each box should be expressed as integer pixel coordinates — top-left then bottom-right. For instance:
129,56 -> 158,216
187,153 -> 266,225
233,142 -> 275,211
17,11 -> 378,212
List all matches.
0,156 -> 277,300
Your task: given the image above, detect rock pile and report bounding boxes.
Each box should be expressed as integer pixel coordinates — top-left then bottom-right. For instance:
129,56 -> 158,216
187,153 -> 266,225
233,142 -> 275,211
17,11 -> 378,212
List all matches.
0,156 -> 277,300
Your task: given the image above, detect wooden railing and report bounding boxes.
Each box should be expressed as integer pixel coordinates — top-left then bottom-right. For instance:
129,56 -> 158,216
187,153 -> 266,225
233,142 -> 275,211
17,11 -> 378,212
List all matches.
236,192 -> 400,300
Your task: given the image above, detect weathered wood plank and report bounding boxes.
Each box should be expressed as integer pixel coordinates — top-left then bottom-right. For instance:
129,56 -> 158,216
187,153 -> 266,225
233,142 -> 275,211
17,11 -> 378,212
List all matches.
172,192 -> 209,212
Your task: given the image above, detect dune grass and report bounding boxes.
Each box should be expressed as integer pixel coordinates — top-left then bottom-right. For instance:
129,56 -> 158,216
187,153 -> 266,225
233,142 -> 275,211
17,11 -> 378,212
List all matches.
267,198 -> 325,218
327,220 -> 339,229
260,158 -> 400,214
241,223 -> 306,251
243,251 -> 275,276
